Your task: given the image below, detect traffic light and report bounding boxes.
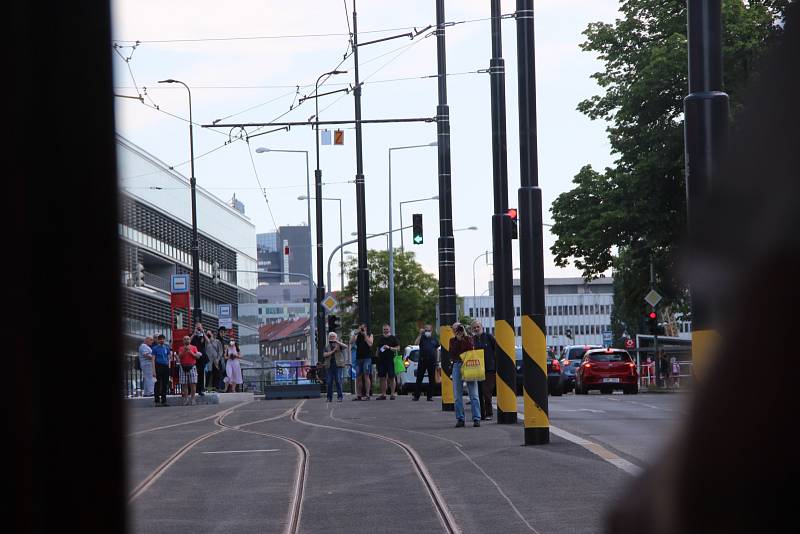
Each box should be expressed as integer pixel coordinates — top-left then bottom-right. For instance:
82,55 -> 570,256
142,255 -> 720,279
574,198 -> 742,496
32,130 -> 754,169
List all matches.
565,328 -> 573,340
135,263 -> 145,287
506,208 -> 518,239
646,310 -> 658,334
327,314 -> 340,333
412,213 -> 423,244
212,261 -> 221,285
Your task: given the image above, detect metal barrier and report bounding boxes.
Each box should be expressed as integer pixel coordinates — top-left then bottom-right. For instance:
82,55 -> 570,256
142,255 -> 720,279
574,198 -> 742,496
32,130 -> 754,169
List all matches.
637,360 -> 693,389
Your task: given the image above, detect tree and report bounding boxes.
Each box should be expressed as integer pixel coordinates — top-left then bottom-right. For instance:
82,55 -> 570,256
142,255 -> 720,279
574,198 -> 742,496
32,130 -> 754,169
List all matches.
550,0 -> 788,337
337,249 -> 439,347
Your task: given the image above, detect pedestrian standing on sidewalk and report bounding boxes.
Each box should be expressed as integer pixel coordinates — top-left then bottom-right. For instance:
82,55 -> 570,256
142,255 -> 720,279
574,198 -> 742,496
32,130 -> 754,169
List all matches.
205,329 -> 223,392
412,325 -> 439,401
375,324 -> 400,400
351,324 -> 374,400
178,335 -> 199,406
670,356 -> 681,389
151,334 -> 172,406
471,321 -> 497,421
450,322 -> 481,428
323,332 -> 347,402
138,335 -> 155,397
224,339 -> 243,393
190,322 -> 209,396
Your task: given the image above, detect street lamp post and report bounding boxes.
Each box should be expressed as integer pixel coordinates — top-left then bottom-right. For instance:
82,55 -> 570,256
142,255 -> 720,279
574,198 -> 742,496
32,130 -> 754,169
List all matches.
313,69 -> 347,364
299,195 -> 343,292
255,147 -> 314,362
399,195 -> 438,252
388,142 -> 436,333
472,250 -> 491,303
158,78 -> 201,323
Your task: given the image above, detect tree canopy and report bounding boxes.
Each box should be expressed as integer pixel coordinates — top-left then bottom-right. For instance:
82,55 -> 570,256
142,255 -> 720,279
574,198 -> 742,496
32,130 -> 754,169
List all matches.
550,0 -> 788,338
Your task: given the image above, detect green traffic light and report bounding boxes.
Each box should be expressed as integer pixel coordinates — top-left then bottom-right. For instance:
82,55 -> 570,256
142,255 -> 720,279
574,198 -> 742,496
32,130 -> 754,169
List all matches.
413,235 -> 423,244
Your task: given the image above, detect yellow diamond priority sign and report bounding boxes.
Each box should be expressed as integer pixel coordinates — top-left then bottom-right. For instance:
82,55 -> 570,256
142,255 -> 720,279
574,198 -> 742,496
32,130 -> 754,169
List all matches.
322,294 -> 337,313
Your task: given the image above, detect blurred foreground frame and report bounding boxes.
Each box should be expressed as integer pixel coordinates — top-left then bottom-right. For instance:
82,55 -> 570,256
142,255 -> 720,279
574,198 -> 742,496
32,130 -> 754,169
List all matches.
606,3 -> 799,534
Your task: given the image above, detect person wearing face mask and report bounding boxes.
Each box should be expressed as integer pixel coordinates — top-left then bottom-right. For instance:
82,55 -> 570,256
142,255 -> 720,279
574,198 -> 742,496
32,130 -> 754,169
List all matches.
412,324 -> 439,401
223,339 -> 243,393
449,322 -> 481,427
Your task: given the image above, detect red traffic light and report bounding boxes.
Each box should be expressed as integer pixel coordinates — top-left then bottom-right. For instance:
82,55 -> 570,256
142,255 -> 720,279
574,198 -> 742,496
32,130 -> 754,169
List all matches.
648,311 -> 657,319
506,208 -> 518,220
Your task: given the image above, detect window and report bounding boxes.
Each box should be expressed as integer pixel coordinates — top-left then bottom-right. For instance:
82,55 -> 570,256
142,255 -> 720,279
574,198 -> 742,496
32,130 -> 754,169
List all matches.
469,308 -> 474,317
516,307 -> 521,316
558,325 -> 563,335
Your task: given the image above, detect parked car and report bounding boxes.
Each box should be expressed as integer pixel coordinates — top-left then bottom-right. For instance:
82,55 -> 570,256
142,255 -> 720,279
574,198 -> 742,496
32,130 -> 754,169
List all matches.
574,348 -> 638,395
558,344 -> 603,394
515,347 -> 562,395
398,345 -> 441,395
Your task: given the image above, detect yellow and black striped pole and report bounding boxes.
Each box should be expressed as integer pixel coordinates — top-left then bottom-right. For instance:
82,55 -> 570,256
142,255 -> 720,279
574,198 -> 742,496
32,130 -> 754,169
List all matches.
684,0 -> 727,380
440,325 -> 454,411
435,0 -> 456,412
516,0 -> 549,445
488,0 -> 516,425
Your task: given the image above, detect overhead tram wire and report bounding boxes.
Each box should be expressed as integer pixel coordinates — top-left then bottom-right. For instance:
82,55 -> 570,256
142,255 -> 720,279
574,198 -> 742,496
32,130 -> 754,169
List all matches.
245,138 -> 281,231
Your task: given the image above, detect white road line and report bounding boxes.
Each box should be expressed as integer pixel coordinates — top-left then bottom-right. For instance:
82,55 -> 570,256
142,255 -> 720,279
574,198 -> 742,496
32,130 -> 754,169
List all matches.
202,449 -> 280,454
515,411 -> 643,477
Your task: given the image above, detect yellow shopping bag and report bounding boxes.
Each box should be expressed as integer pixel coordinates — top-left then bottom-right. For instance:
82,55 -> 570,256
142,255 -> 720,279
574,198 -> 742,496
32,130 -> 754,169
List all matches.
460,349 -> 485,381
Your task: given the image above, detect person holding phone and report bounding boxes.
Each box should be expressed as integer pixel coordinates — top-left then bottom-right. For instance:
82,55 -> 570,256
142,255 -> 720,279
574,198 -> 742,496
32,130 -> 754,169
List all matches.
178,335 -> 199,406
350,324 -> 374,400
449,322 -> 481,427
224,340 -> 243,393
323,332 -> 347,402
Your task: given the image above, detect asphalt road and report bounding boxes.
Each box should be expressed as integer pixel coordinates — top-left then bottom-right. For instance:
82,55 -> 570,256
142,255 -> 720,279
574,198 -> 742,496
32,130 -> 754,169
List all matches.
518,391 -> 692,467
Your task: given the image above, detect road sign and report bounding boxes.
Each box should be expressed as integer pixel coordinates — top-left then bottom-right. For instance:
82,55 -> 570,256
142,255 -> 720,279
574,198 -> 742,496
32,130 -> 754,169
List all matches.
625,338 -> 635,349
321,294 -> 337,313
171,274 -> 190,293
644,289 -> 662,308
218,304 -> 233,329
602,331 -> 613,347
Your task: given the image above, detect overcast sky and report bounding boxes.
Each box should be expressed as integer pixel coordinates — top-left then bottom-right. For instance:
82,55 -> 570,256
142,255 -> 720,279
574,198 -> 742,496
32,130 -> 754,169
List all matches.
112,0 -> 620,297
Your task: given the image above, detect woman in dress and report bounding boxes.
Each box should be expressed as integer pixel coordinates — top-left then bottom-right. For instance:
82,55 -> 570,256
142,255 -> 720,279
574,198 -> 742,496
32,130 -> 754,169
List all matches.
224,340 -> 243,393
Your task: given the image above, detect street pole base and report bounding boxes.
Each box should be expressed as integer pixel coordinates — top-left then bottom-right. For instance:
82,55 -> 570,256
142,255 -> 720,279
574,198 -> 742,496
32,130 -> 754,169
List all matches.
441,403 -> 454,412
496,410 -> 517,424
524,427 -> 550,445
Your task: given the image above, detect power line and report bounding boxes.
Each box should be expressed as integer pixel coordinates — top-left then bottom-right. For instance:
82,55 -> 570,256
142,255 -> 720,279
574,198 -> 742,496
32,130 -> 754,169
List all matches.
245,139 -> 280,231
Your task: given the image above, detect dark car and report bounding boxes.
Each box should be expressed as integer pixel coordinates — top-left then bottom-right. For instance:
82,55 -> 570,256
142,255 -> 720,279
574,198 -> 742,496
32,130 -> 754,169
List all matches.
575,348 -> 639,395
558,344 -> 603,394
515,347 -> 562,395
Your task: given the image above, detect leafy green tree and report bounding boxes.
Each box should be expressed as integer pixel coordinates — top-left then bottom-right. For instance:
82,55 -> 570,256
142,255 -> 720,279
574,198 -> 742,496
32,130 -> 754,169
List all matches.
550,0 -> 788,337
337,249 -> 439,347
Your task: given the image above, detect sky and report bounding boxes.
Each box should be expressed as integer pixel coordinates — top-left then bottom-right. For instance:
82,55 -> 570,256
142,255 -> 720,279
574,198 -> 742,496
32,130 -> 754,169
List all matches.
112,0 -> 620,298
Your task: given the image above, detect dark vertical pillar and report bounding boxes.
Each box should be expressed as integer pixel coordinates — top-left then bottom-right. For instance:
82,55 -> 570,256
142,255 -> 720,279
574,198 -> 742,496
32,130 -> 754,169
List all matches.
353,0 -> 371,329
489,0 -> 517,424
684,0 -> 728,379
436,0 -> 455,411
516,0 -> 549,445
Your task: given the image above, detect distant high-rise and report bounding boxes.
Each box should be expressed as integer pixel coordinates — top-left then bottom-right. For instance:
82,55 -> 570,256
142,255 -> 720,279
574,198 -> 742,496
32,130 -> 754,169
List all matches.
256,225 -> 310,283
228,193 -> 245,215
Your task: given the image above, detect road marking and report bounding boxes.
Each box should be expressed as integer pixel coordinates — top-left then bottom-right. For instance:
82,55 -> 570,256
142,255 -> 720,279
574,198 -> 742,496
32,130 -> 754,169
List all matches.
515,410 -> 643,476
202,449 -> 280,454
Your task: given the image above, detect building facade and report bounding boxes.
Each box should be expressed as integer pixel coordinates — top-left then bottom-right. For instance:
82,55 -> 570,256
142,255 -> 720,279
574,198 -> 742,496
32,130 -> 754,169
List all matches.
464,277 -> 616,353
256,225 -> 311,284
118,136 -> 260,361
259,318 -> 310,363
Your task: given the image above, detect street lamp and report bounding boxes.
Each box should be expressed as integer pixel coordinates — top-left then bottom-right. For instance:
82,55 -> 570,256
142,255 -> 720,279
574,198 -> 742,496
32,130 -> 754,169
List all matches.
312,69 -> 347,364
158,78 -> 201,323
255,146 -> 314,361
388,142 -> 436,332
472,250 -> 491,303
299,195 -> 344,292
454,226 -> 479,232
399,195 -> 438,251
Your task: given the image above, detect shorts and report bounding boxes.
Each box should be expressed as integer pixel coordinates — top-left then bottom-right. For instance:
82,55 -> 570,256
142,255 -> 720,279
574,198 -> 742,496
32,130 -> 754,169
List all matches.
354,358 -> 372,376
376,357 -> 396,378
179,364 -> 198,385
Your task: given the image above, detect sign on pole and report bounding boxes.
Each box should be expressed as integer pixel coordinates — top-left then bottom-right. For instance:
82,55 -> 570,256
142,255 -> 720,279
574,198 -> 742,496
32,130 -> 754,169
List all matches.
625,338 -> 635,350
644,289 -> 662,308
171,274 -> 190,293
602,331 -> 613,347
218,304 -> 233,329
321,294 -> 337,313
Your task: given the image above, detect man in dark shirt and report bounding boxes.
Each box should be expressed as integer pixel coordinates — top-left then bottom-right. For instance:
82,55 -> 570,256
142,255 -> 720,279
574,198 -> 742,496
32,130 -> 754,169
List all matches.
190,322 -> 208,396
350,324 -> 373,400
471,320 -> 497,420
374,324 -> 401,400
412,324 -> 439,401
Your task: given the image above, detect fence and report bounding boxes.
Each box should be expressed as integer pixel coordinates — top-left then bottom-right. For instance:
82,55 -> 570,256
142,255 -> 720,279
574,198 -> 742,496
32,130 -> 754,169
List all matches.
637,359 -> 693,389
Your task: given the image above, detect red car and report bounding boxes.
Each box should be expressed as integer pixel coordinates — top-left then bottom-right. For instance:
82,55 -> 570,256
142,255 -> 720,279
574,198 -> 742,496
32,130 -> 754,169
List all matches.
575,348 -> 638,395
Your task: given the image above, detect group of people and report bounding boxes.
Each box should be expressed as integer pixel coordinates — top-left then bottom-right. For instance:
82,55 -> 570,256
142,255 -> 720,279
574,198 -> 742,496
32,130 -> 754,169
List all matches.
323,319 -> 499,429
642,352 -> 683,389
136,322 -> 244,406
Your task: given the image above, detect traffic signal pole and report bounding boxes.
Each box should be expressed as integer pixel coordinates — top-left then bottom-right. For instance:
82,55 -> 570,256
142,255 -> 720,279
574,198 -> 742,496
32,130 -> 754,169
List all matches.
488,0 -> 517,425
436,0 -> 456,412
516,0 -> 549,445
684,0 -> 728,380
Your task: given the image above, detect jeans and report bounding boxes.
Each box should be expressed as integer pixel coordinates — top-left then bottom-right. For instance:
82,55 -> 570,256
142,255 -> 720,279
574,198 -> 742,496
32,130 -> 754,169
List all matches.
452,362 -> 481,422
326,365 -> 343,401
141,362 -> 155,396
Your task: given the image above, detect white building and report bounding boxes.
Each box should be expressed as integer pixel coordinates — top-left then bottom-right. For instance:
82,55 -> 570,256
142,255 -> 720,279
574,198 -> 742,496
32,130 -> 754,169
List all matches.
463,277 -> 615,352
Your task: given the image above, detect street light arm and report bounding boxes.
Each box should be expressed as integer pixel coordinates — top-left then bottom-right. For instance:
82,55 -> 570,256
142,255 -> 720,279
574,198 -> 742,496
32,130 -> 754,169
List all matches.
327,225 -> 412,292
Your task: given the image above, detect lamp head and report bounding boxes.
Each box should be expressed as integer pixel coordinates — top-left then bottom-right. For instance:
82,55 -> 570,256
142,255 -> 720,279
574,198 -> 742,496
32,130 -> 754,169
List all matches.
255,147 -> 270,153
298,195 -> 308,200
158,79 -> 176,84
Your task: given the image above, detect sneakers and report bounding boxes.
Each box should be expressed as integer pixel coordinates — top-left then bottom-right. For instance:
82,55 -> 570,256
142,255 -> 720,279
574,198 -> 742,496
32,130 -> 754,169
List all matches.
473,420 -> 481,427
182,397 -> 189,406
455,420 -> 465,428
